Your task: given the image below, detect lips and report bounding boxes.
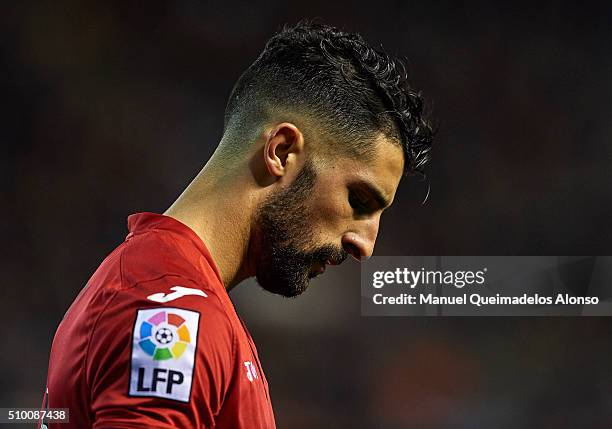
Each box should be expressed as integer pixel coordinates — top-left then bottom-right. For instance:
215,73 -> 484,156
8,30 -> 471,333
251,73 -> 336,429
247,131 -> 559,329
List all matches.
310,261 -> 326,277
310,255 -> 347,278
315,262 -> 326,274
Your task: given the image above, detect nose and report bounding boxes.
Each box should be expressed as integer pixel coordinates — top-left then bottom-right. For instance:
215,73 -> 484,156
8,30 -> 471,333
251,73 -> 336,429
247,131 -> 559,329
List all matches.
341,217 -> 380,261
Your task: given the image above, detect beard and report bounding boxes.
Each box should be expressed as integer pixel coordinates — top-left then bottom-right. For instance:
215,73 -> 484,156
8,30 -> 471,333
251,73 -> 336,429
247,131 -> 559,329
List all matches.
254,160 -> 348,297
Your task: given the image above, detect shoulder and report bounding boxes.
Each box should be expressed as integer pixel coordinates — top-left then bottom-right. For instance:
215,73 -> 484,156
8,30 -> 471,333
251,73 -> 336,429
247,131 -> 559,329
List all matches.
88,273 -> 237,404
101,272 -> 234,340
93,226 -> 233,346
119,230 -> 203,285
115,227 -> 224,298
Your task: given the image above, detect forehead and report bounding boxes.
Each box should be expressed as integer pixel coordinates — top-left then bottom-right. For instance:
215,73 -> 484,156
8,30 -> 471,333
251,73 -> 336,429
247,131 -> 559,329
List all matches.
319,134 -> 405,202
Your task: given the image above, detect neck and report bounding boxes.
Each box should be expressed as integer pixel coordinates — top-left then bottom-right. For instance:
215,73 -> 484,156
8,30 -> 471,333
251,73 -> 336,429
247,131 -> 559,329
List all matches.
164,161 -> 257,290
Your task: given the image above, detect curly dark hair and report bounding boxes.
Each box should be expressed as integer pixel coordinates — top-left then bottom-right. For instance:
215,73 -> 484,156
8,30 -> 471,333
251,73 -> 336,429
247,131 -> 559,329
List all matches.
224,21 -> 433,175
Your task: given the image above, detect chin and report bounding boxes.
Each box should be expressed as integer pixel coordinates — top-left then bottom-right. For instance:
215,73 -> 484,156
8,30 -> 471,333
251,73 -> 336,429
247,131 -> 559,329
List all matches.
255,271 -> 311,298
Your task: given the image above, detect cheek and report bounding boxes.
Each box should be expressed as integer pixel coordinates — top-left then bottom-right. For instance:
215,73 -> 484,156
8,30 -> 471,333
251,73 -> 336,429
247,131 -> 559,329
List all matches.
306,193 -> 350,238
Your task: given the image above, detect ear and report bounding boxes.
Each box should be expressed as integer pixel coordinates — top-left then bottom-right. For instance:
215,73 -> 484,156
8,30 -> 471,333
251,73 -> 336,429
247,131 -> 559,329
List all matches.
263,123 -> 305,178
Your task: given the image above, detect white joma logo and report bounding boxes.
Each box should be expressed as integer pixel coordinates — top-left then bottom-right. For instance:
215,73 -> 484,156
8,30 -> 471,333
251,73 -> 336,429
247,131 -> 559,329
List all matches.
244,361 -> 258,382
147,286 -> 208,303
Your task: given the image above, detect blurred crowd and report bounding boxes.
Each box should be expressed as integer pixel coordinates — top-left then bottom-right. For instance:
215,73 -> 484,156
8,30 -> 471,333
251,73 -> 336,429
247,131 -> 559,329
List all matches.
2,1 -> 611,427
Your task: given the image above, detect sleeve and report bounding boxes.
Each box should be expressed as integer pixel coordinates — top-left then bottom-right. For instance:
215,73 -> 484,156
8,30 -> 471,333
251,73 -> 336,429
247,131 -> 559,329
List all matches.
88,275 -> 236,428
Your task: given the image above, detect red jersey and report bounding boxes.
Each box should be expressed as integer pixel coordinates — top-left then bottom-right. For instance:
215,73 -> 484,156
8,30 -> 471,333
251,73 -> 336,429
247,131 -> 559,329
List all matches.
43,212 -> 276,428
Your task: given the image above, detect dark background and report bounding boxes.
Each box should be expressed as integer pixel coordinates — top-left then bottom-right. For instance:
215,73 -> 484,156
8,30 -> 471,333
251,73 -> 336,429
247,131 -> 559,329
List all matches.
2,1 -> 612,427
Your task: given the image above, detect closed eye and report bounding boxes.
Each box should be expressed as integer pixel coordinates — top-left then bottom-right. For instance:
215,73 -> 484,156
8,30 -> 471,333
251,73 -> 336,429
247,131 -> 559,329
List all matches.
348,189 -> 374,215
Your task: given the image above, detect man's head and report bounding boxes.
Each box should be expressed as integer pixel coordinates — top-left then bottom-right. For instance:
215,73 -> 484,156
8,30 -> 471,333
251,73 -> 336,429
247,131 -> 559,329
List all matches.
220,22 -> 433,297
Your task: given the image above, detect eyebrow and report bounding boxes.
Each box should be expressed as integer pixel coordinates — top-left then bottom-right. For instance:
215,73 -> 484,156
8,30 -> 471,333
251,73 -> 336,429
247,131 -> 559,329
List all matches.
359,181 -> 392,210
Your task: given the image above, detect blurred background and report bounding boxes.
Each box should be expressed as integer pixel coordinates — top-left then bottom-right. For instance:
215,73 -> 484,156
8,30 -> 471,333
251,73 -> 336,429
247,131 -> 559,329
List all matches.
2,1 -> 612,427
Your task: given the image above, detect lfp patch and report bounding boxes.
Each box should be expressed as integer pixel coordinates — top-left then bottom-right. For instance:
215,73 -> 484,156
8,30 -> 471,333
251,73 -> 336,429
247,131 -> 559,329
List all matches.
129,308 -> 199,402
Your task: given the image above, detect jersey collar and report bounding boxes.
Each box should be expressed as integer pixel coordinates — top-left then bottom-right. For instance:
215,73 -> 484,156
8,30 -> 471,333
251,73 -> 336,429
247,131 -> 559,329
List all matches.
126,212 -> 224,286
